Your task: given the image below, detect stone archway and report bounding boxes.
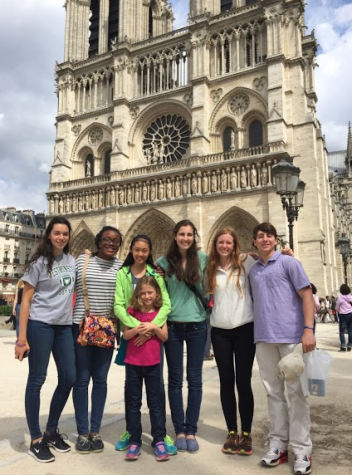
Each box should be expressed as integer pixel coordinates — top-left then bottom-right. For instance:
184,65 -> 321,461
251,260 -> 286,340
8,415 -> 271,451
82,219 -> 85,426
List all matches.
120,208 -> 175,261
71,221 -> 95,257
206,207 -> 259,254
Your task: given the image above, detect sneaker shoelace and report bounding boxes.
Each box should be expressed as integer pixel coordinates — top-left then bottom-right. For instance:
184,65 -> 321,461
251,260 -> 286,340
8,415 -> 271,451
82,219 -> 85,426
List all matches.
164,435 -> 174,445
78,435 -> 90,445
55,428 -> 68,441
155,442 -> 167,454
90,434 -> 102,442
120,431 -> 130,441
295,454 -> 309,462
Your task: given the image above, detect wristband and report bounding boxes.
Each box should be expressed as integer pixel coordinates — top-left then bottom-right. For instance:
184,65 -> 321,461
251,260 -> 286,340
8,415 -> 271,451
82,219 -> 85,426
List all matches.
303,325 -> 314,331
15,340 -> 28,347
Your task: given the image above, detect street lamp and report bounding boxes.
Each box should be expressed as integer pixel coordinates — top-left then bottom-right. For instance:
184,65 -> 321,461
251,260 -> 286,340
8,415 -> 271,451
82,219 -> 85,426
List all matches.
272,158 -> 305,251
338,233 -> 350,284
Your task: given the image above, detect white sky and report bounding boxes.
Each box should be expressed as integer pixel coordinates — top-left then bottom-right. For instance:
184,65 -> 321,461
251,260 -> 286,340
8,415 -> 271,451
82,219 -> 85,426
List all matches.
0,0 -> 351,212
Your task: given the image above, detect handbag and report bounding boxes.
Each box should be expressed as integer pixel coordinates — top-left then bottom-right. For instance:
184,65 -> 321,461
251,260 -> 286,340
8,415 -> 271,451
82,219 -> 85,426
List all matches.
304,348 -> 332,397
77,255 -> 117,348
114,336 -> 127,366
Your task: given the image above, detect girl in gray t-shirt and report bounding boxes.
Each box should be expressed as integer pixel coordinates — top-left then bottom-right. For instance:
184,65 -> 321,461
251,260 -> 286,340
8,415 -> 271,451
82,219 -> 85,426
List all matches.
14,216 -> 76,463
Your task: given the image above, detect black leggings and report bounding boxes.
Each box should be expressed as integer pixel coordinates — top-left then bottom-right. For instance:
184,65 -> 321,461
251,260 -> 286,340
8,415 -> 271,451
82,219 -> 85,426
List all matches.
211,323 -> 255,433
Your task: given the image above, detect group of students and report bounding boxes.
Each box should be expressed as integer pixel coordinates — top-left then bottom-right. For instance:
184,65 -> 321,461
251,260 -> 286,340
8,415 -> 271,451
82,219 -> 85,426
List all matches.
14,216 -> 316,475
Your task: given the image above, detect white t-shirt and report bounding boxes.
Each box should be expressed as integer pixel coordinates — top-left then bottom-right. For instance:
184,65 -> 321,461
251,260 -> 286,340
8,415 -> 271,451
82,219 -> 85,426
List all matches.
210,254 -> 256,330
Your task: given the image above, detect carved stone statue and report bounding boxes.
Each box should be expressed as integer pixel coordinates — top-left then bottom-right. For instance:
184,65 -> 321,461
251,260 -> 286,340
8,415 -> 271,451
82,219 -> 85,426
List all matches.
127,186 -> 132,204
230,129 -> 236,150
182,177 -> 188,196
152,142 -> 159,164
150,182 -> 156,201
191,174 -> 198,195
98,190 -> 104,208
91,191 -> 96,209
211,173 -> 217,192
145,147 -> 152,164
159,144 -> 164,164
221,170 -> 227,192
118,187 -> 124,205
135,184 -> 140,203
202,174 -> 208,194
72,195 -> 77,212
86,160 -> 91,177
85,193 -> 90,210
230,169 -> 237,190
58,197 -> 63,213
50,196 -> 55,214
78,194 -> 83,211
158,181 -> 164,200
261,166 -> 268,186
250,166 -> 257,187
110,188 -> 116,206
166,179 -> 172,199
175,177 -> 181,197
142,183 -> 148,201
240,169 -> 247,188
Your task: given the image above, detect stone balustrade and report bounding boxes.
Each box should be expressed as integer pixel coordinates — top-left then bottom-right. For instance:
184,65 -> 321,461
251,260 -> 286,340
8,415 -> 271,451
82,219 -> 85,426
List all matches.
47,143 -> 287,216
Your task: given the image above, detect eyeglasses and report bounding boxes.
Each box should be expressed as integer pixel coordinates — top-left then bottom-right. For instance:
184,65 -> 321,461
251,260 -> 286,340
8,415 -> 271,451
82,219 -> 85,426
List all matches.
102,237 -> 120,246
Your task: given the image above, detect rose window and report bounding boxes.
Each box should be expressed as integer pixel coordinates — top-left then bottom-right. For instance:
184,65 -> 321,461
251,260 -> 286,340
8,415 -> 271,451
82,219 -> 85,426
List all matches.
228,94 -> 250,116
143,114 -> 191,163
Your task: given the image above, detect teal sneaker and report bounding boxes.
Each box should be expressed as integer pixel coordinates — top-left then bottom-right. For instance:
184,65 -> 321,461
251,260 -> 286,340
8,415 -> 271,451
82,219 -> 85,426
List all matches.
115,431 -> 130,451
164,435 -> 178,455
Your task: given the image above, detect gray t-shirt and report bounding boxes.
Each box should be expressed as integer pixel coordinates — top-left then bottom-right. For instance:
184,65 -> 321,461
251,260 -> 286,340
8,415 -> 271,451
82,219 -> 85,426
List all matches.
23,254 -> 76,325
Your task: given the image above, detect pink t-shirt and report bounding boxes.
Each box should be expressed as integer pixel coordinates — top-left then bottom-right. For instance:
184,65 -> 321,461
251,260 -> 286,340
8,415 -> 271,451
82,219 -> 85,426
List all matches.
336,294 -> 352,315
124,307 -> 162,366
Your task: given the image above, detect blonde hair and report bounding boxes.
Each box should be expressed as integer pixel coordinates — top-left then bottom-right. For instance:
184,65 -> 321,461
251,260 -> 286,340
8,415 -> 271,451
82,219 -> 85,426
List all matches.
129,276 -> 163,311
16,279 -> 24,289
206,226 -> 246,296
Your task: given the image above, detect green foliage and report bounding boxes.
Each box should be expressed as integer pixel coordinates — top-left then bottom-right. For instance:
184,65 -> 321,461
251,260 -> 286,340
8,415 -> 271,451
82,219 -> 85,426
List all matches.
0,305 -> 13,316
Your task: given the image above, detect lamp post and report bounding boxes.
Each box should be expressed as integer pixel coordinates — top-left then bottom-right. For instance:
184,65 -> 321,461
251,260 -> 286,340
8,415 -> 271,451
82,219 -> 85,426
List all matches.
272,158 -> 305,251
338,233 -> 350,284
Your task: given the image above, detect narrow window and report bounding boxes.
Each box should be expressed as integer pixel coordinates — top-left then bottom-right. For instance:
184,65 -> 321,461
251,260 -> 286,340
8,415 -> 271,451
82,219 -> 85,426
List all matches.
104,150 -> 111,174
89,0 -> 100,57
249,120 -> 263,147
221,0 -> 232,13
149,6 -> 153,38
108,0 -> 119,50
223,127 -> 234,152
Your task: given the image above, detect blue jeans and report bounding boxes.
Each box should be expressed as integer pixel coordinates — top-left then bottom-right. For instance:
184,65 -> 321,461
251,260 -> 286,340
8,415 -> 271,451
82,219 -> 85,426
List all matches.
126,363 -> 166,446
339,313 -> 352,349
124,345 -> 166,430
15,304 -> 21,338
164,320 -> 207,435
72,324 -> 114,435
25,320 -> 76,440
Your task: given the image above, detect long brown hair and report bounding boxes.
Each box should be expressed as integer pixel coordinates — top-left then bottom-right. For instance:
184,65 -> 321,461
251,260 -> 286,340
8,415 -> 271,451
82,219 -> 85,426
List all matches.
129,275 -> 163,311
206,226 -> 246,295
26,216 -> 72,276
165,220 -> 200,285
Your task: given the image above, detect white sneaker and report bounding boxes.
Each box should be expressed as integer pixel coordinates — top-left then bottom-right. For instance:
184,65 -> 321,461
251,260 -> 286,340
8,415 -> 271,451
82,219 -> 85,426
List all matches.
261,448 -> 288,467
294,454 -> 312,474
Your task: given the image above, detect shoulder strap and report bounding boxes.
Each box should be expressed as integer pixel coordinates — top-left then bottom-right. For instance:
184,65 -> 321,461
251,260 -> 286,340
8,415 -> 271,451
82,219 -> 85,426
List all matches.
81,255 -> 91,313
186,283 -> 209,311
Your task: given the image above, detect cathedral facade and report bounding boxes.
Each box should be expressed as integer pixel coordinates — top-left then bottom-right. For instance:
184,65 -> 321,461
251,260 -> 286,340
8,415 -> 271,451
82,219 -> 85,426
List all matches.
48,0 -> 344,294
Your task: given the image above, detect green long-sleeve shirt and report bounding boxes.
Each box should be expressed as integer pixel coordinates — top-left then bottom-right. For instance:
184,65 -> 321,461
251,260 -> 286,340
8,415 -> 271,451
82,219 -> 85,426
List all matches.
114,264 -> 170,329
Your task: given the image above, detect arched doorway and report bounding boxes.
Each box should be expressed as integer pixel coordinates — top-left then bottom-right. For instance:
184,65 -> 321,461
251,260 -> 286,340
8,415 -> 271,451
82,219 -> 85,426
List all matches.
120,208 -> 175,260
206,207 -> 259,254
71,223 -> 95,257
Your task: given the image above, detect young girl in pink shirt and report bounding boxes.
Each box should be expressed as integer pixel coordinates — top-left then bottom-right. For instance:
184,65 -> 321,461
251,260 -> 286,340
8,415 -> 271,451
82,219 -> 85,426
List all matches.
123,276 -> 169,462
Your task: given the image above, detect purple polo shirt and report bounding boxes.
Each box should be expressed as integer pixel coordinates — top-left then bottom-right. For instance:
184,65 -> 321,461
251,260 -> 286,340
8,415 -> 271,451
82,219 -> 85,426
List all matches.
249,251 -> 310,344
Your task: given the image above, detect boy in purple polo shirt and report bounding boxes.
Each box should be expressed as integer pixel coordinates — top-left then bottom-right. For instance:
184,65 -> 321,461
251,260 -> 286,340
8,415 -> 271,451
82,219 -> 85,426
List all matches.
249,223 -> 315,475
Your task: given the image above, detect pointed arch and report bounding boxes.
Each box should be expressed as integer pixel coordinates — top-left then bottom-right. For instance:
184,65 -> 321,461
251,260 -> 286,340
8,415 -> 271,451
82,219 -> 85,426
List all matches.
206,207 -> 259,254
71,221 -> 95,258
120,208 -> 175,260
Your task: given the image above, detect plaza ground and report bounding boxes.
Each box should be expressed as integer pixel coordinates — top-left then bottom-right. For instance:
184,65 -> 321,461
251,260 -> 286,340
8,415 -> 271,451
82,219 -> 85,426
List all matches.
0,321 -> 351,475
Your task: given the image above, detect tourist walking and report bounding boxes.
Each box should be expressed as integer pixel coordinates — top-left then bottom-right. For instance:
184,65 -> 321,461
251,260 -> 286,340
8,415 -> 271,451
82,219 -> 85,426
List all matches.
72,226 -> 123,454
157,220 -> 208,454
123,276 -> 169,462
14,217 -> 76,463
335,284 -> 352,352
206,226 -> 256,455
